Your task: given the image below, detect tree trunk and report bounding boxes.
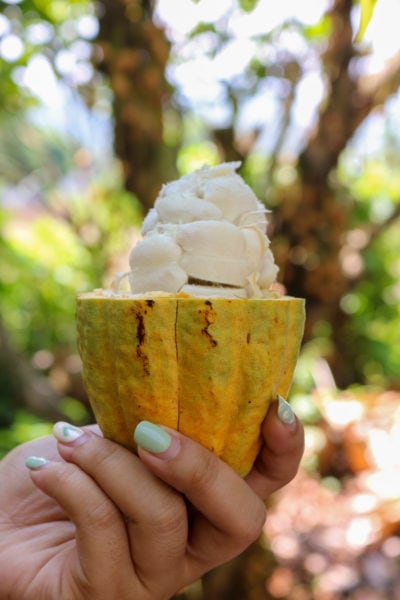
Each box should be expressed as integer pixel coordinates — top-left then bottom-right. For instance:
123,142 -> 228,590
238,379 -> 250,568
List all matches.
271,0 -> 400,386
95,0 -> 177,213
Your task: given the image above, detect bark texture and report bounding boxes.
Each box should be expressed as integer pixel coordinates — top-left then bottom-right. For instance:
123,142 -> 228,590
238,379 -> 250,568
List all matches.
95,0 -> 175,212
270,0 -> 400,384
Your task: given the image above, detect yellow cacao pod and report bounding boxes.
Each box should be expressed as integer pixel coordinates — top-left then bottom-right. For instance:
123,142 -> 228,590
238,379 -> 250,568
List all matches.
76,292 -> 305,476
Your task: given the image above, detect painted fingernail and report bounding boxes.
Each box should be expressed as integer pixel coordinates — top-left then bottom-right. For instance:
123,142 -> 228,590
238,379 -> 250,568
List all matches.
134,421 -> 181,460
53,421 -> 85,444
26,456 -> 49,470
277,395 -> 296,426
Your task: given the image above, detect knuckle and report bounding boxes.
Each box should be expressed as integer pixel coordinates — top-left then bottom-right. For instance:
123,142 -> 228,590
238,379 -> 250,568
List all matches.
77,438 -> 121,473
250,501 -> 267,538
51,462 -> 79,491
84,496 -> 118,530
187,451 -> 219,492
233,501 -> 266,547
151,503 -> 185,538
50,464 -> 118,530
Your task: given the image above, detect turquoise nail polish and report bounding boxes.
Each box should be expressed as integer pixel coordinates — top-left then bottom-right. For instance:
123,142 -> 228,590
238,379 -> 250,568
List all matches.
277,395 -> 295,425
25,456 -> 49,470
134,421 -> 172,453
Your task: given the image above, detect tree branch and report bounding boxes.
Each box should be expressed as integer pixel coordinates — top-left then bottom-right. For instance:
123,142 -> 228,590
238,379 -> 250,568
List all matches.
299,0 -> 400,186
358,50 -> 400,109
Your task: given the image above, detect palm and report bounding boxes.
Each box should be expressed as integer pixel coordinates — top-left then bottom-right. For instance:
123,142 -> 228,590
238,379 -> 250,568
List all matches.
0,437 -> 82,598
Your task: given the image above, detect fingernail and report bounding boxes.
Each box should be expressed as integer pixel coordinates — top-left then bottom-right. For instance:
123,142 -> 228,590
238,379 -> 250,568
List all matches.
134,421 -> 179,459
277,395 -> 296,426
26,456 -> 49,470
53,421 -> 85,444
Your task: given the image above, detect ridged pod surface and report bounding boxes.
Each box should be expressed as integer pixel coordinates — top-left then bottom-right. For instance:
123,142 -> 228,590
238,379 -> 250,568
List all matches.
76,292 -> 305,476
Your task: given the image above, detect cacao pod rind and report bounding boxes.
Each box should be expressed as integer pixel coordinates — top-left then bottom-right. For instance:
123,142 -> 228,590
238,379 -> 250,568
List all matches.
76,294 -> 305,476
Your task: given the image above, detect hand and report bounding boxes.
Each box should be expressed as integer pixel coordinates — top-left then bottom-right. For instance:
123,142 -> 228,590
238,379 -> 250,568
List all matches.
0,399 -> 304,600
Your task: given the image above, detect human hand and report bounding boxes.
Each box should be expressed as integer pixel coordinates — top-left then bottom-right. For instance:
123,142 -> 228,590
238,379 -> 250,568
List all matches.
0,398 -> 303,600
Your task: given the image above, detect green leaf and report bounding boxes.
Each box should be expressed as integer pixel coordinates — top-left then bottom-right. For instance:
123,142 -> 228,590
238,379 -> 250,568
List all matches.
355,0 -> 378,42
304,14 -> 332,41
249,57 -> 267,78
188,22 -> 217,39
239,0 -> 260,13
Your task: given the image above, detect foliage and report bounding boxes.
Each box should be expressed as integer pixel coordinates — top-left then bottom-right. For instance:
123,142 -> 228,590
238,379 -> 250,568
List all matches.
1,178 -> 141,351
0,108 -> 142,428
0,410 -> 53,459
355,0 -> 378,42
335,148 -> 400,384
0,0 -> 99,113
238,0 -> 260,12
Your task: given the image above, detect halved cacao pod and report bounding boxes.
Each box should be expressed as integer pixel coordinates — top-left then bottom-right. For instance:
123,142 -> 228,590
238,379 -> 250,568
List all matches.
76,292 -> 305,476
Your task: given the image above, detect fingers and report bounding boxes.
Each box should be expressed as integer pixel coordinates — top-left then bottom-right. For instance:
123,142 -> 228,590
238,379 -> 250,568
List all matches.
25,403 -> 303,594
135,422 -> 267,575
26,455 -> 133,592
134,404 -> 303,576
245,397 -> 304,498
50,424 -> 188,589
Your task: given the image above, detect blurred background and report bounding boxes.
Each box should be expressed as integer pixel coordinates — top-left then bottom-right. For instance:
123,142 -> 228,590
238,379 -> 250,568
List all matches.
0,0 -> 399,598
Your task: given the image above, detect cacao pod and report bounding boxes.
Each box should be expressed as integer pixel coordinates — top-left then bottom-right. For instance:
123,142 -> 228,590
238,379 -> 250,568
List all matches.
76,292 -> 305,476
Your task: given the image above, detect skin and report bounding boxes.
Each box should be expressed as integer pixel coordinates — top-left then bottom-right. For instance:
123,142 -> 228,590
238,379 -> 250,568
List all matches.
0,401 -> 304,600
